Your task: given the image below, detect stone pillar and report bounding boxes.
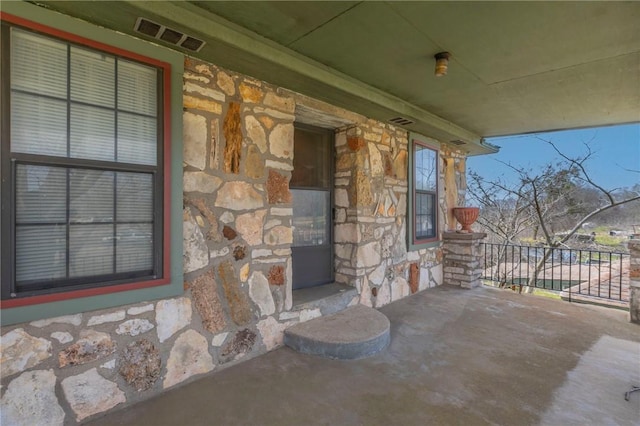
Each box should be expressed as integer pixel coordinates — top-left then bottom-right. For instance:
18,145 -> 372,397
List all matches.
442,231 -> 486,289
629,240 -> 640,324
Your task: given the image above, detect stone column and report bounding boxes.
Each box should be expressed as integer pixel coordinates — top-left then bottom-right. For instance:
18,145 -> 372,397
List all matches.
629,240 -> 640,324
442,231 -> 486,289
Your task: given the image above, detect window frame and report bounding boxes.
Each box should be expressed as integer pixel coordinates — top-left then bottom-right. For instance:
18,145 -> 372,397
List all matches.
407,135 -> 440,249
0,12 -> 173,308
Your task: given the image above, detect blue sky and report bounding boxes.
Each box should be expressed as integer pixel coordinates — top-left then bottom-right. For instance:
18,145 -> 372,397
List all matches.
467,123 -> 640,191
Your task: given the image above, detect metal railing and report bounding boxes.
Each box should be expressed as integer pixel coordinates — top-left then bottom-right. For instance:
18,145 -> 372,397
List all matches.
482,242 -> 630,306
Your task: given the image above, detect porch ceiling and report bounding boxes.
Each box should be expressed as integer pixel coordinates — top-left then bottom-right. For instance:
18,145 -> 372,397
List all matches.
32,1 -> 640,154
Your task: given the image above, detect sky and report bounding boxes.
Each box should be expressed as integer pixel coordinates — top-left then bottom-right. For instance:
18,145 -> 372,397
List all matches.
467,123 -> 640,192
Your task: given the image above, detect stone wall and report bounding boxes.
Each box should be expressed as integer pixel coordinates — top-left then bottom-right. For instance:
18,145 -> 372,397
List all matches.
0,56 -> 468,425
442,232 -> 487,289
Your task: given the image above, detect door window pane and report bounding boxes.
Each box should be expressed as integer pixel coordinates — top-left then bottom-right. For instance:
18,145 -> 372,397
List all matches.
291,128 -> 330,188
292,189 -> 329,247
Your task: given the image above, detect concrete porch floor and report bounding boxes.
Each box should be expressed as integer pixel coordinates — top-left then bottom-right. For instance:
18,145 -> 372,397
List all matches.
87,286 -> 640,426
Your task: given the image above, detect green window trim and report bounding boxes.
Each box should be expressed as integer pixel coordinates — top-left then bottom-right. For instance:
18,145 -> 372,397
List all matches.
407,133 -> 441,252
0,1 -> 184,326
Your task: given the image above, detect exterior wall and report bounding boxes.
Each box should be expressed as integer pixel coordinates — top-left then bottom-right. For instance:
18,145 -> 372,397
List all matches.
1,55 -> 468,426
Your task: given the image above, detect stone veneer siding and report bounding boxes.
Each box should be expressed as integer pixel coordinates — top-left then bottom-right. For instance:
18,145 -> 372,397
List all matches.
0,56 -> 468,425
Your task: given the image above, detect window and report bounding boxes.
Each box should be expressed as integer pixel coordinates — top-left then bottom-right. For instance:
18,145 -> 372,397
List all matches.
1,20 -> 169,303
409,138 -> 439,245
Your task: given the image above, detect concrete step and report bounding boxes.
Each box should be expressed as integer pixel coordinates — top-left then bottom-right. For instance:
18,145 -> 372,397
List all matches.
284,305 -> 390,360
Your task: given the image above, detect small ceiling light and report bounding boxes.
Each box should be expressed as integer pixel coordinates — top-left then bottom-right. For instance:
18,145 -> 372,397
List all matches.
434,52 -> 451,77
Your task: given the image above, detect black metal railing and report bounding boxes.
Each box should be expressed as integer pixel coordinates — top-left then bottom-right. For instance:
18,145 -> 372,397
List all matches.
482,242 -> 630,305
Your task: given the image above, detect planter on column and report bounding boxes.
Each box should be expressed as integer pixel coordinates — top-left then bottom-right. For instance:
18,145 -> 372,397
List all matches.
442,231 -> 486,289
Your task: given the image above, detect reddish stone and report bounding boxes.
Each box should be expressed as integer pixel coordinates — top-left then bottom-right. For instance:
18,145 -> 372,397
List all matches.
267,265 -> 285,286
383,152 -> 394,177
188,269 -> 227,334
119,339 -> 161,392
218,261 -> 253,326
348,136 -> 366,151
266,170 -> 292,204
371,287 -> 378,297
233,245 -> 246,261
409,263 -> 420,294
223,226 -> 237,240
223,102 -> 242,174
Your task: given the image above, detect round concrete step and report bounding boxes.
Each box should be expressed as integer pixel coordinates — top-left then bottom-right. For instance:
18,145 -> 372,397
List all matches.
284,305 -> 390,360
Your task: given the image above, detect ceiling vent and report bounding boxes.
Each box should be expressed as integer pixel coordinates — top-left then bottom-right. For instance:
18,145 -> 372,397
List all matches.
134,18 -> 205,52
388,117 -> 414,126
449,140 -> 466,146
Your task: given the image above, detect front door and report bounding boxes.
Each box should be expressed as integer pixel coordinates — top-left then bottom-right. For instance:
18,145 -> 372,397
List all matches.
291,124 -> 333,290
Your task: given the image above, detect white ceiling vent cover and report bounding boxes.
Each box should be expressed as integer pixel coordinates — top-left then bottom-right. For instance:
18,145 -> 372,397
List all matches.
134,17 -> 206,52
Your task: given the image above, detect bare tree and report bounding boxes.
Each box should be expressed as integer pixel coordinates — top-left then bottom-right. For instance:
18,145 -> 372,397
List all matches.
469,138 -> 640,291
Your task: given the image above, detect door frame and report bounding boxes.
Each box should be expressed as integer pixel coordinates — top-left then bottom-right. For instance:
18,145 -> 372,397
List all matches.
290,123 -> 335,289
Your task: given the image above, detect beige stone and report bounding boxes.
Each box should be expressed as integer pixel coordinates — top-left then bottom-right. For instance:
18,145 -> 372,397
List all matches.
239,82 -> 264,103
236,209 -> 266,246
116,319 -> 154,337
375,282 -> 391,307
356,241 -> 381,268
183,112 -> 207,170
335,223 -> 359,243
245,116 -> 267,153
184,172 -> 222,194
269,123 -> 294,159
216,71 -> 235,96
183,81 -> 225,102
245,145 -> 265,180
62,368 -> 125,421
214,181 -> 264,210
391,277 -> 411,302
256,316 -> 288,351
183,71 -> 210,84
51,331 -> 73,344
239,263 -> 250,282
258,116 -> 275,130
335,188 -> 349,208
155,297 -> 192,343
1,369 -> 65,426
393,149 -> 408,180
263,92 -> 294,113
183,209 -> 209,273
183,95 -> 222,114
265,225 -> 293,246
1,329 -> 51,378
163,330 -> 214,389
30,314 -> 82,328
369,143 -> 384,177
87,310 -> 125,326
249,272 -> 276,317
